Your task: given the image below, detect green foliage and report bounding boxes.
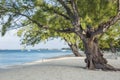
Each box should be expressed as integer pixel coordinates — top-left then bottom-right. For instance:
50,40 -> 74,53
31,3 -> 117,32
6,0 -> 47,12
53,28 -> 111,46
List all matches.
16,0 -> 119,50
0,0 -> 34,36
0,0 -> 119,50
77,0 -> 117,28
1,15 -> 12,36
99,21 -> 120,49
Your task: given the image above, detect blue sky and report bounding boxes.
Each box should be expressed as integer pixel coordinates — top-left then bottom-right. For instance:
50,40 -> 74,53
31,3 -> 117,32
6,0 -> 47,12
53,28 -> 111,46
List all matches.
0,30 -> 69,50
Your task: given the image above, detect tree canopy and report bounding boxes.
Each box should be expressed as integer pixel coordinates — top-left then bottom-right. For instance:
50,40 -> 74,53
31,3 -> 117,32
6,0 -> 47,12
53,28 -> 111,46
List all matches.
15,0 -> 119,51
0,0 -> 118,35
0,0 -> 119,53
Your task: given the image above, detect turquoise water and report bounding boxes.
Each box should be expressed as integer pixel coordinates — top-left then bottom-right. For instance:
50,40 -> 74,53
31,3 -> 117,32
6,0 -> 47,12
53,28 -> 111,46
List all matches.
0,50 -> 72,68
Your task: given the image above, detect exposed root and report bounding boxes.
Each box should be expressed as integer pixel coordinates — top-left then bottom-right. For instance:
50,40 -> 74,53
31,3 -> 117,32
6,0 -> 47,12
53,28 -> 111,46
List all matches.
94,63 -> 120,71
101,64 -> 117,71
85,58 -> 120,71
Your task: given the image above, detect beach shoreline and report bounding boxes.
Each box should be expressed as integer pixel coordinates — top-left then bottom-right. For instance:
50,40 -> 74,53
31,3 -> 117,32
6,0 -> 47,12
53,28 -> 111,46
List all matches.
0,54 -> 75,69
0,49 -> 73,69
0,53 -> 120,80
0,54 -> 120,80
1,52 -> 119,69
0,51 -> 119,68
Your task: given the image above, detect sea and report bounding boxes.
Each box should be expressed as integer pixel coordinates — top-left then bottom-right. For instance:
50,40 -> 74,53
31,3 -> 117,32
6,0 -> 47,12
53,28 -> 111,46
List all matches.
0,49 -> 72,68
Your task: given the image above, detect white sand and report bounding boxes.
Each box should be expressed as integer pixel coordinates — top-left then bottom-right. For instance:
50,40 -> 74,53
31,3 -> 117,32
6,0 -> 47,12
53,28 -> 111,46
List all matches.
0,57 -> 120,80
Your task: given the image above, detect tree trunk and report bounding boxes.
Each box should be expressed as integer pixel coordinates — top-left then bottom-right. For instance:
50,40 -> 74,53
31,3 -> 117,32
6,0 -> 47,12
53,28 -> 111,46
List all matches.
109,42 -> 116,53
83,38 -> 117,71
68,43 -> 82,57
64,38 -> 82,57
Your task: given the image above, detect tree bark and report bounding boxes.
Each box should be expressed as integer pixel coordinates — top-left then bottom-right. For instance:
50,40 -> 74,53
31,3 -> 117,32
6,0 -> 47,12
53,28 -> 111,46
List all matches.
68,43 -> 82,57
83,38 -> 106,69
109,42 -> 116,53
82,32 -> 117,71
64,38 -> 82,57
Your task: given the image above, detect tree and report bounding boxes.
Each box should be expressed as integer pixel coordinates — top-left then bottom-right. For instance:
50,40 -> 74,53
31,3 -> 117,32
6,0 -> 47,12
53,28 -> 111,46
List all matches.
0,0 -> 120,70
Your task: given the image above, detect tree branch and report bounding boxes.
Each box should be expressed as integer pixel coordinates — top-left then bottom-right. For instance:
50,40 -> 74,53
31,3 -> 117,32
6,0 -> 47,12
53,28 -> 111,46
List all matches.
67,0 -> 85,40
51,9 -> 70,20
15,12 -> 74,33
57,0 -> 73,18
70,0 -> 79,21
55,28 -> 75,33
93,13 -> 120,36
42,3 -> 70,20
21,14 -> 43,27
93,0 -> 120,36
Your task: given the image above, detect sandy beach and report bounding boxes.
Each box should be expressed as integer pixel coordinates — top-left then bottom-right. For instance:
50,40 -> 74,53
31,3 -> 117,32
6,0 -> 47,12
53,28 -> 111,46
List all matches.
0,56 -> 120,80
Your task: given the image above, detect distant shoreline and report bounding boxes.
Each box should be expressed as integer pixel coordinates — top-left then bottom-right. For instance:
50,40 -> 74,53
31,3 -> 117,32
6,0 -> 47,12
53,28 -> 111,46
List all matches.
0,48 -> 71,50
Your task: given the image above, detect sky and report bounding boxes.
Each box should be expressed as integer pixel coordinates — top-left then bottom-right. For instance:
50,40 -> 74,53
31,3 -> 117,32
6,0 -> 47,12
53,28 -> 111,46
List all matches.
0,30 -> 69,50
